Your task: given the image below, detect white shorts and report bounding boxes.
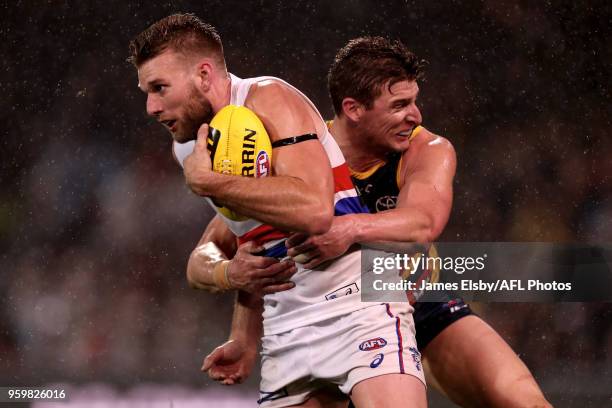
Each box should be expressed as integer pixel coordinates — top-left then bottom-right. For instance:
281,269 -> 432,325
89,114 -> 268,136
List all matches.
258,302 -> 425,407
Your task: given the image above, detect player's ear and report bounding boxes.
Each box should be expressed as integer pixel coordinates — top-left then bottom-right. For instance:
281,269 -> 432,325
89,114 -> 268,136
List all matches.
196,59 -> 214,92
341,97 -> 365,122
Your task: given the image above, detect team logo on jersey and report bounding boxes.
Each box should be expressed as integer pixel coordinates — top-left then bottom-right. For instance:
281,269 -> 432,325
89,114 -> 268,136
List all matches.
256,150 -> 270,177
408,346 -> 422,371
359,337 -> 387,351
354,183 -> 374,196
370,353 -> 384,368
375,195 -> 397,211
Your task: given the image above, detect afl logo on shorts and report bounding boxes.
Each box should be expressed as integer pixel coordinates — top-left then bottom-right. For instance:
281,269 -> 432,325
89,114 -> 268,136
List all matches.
256,150 -> 270,177
359,337 -> 387,351
375,195 -> 397,211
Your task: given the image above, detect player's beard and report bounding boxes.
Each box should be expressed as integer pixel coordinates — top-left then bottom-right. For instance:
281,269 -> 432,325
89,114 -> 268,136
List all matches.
175,85 -> 214,143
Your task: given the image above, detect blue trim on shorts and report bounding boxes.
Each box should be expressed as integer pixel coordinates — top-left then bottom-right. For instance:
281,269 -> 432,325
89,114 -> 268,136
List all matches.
383,303 -> 405,374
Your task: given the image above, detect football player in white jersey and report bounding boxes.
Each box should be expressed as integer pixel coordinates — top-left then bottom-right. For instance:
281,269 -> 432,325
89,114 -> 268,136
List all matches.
130,15 -> 333,235
130,14 -> 426,408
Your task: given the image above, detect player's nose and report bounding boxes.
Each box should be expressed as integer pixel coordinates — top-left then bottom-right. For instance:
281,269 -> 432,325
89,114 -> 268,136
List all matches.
406,104 -> 422,126
146,94 -> 163,117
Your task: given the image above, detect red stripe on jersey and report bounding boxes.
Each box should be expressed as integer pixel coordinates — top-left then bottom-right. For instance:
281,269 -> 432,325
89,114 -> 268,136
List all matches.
238,163 -> 356,246
238,224 -> 289,246
333,164 -> 355,193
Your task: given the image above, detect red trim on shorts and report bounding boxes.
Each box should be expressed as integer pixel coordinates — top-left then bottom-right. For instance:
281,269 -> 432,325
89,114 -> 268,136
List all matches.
384,303 -> 393,318
395,316 -> 406,374
384,303 -> 406,374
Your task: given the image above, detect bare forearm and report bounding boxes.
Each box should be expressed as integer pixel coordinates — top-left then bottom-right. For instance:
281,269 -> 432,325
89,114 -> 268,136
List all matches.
351,208 -> 444,245
230,291 -> 263,344
191,173 -> 332,234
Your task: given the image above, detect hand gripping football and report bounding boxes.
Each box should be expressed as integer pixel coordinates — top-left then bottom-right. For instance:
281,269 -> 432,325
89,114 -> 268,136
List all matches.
207,105 -> 272,221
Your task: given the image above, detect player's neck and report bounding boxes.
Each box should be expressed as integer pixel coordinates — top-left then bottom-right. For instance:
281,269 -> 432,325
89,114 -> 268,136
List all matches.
209,73 -> 232,114
331,117 -> 387,172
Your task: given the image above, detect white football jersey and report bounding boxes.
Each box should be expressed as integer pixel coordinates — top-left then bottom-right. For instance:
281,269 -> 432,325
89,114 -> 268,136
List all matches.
174,74 -> 379,335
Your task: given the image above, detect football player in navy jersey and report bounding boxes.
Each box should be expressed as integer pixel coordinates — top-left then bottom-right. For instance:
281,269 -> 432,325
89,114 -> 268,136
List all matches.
289,37 -> 551,408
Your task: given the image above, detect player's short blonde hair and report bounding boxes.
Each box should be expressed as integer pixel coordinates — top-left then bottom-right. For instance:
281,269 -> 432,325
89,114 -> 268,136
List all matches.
128,13 -> 225,69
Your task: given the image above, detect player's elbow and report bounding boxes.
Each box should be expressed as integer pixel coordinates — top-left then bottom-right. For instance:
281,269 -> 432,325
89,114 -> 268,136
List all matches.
309,217 -> 333,235
412,209 -> 447,243
303,200 -> 333,235
305,209 -> 333,235
412,217 -> 443,243
411,227 -> 435,244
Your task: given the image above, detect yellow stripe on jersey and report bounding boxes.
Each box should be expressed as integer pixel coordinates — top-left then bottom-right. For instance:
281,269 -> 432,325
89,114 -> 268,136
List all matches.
396,125 -> 424,187
327,120 -> 424,183
409,125 -> 423,141
350,161 -> 387,180
396,157 -> 403,188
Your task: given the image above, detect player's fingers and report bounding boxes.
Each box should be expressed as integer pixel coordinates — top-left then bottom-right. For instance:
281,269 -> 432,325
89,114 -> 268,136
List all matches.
273,264 -> 298,281
261,281 -> 296,295
208,367 -> 227,381
303,257 -> 324,270
292,250 -> 318,264
201,357 -> 213,372
257,260 -> 295,277
214,370 -> 229,382
286,233 -> 308,248
248,256 -> 278,270
258,277 -> 277,287
230,374 -> 244,384
209,372 -> 224,381
201,347 -> 223,371
196,123 -> 210,147
221,378 -> 236,385
287,242 -> 316,258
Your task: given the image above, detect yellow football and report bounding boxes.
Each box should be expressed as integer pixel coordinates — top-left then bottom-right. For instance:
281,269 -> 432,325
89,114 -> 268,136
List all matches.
207,105 -> 272,221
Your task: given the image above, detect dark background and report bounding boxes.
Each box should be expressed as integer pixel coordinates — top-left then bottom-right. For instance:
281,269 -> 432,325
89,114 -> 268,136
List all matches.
1,1 -> 611,406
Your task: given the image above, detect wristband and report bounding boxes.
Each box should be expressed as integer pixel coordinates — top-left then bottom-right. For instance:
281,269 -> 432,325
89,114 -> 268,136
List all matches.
212,260 -> 232,290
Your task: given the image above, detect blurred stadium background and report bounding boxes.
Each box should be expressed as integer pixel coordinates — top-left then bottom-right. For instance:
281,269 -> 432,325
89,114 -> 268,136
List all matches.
1,1 -> 611,406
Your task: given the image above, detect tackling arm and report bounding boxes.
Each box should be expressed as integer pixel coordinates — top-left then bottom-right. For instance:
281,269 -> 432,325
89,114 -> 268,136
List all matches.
351,131 -> 456,244
286,130 -> 456,267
